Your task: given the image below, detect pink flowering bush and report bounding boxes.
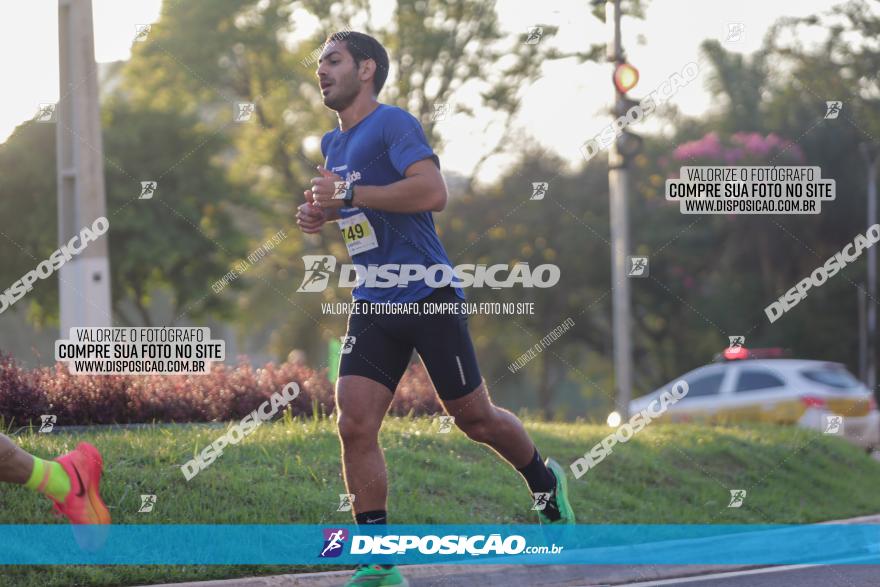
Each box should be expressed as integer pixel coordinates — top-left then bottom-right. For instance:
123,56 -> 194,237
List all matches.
672,131 -> 805,167
0,352 -> 442,427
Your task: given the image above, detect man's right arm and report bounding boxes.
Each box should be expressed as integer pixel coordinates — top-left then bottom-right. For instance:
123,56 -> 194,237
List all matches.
296,188 -> 340,233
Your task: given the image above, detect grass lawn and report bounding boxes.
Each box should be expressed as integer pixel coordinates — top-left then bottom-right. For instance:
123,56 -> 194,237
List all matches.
2,416 -> 880,586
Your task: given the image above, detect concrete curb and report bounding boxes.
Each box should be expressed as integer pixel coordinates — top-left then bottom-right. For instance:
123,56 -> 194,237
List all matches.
137,565 -> 765,587
137,514 -> 880,587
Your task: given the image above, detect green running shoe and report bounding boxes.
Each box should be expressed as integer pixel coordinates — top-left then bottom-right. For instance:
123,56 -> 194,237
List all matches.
537,458 -> 576,525
344,564 -> 409,586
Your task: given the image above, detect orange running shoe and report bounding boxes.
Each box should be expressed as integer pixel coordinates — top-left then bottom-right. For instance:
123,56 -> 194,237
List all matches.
51,442 -> 111,525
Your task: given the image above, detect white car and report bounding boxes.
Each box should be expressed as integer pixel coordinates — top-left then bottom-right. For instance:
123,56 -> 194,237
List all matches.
627,355 -> 880,450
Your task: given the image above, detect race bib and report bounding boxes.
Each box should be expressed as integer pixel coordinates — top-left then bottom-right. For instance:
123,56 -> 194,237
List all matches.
338,212 -> 378,256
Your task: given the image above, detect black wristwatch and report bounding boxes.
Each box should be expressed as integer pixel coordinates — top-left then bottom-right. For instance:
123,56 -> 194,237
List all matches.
343,184 -> 355,208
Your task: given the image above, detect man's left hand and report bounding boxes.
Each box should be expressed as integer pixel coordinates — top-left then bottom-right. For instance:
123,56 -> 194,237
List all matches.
310,166 -> 347,209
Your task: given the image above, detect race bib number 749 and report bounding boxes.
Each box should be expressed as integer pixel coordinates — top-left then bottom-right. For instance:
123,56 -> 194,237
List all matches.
338,212 -> 378,256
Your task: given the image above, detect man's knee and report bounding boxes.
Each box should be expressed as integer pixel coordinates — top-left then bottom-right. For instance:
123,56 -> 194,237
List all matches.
337,412 -> 380,446
456,412 -> 497,444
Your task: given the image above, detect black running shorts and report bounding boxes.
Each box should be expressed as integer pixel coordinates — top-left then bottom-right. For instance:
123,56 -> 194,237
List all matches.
338,287 -> 483,401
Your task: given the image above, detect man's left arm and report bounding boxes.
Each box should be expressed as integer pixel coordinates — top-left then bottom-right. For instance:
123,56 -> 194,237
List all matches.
311,158 -> 447,214
352,158 -> 447,213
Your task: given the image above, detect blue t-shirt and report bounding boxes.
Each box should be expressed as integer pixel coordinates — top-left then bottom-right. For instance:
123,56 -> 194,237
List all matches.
321,104 -> 463,303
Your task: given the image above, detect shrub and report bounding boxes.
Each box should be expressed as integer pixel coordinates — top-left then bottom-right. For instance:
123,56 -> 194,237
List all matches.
0,352 -> 443,426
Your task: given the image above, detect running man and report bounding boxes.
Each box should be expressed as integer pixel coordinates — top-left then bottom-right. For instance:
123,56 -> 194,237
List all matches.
0,433 -> 111,524
296,31 -> 574,587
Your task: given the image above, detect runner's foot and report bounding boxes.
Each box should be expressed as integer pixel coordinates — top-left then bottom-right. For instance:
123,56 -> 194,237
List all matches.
537,458 -> 575,525
50,442 -> 111,525
344,564 -> 408,586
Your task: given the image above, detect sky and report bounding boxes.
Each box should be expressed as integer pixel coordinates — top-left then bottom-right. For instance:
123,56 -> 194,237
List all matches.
0,0 -> 836,181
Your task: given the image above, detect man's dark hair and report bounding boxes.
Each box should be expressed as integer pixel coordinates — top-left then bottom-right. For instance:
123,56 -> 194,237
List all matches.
325,31 -> 389,95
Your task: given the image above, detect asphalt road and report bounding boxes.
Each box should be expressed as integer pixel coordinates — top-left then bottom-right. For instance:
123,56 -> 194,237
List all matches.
610,563 -> 880,587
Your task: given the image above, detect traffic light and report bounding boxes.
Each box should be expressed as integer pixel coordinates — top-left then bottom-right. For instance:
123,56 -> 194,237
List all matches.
616,131 -> 643,159
612,61 -> 643,160
612,61 -> 640,117
613,62 -> 639,94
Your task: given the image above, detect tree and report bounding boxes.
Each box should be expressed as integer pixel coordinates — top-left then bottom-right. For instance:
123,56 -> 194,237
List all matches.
0,98 -> 250,328
101,97 -> 251,325
0,122 -> 59,326
114,0 -> 626,362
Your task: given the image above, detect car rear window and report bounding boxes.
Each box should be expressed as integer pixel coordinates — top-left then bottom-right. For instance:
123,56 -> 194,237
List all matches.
735,369 -> 785,393
681,372 -> 725,398
801,367 -> 861,389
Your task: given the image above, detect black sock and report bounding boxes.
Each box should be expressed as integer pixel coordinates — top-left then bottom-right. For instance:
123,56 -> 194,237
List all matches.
517,448 -> 561,521
355,510 -> 394,568
355,510 -> 387,525
517,448 -> 555,493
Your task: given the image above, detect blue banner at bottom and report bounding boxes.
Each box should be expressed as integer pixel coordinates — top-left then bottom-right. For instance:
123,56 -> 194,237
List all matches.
1,524 -> 879,565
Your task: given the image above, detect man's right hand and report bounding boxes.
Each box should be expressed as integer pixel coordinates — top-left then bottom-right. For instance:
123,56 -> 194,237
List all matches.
296,189 -> 328,234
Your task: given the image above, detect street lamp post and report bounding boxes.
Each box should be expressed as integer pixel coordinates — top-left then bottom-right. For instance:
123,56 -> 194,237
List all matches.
57,0 -> 113,336
860,142 -> 880,399
606,0 -> 633,420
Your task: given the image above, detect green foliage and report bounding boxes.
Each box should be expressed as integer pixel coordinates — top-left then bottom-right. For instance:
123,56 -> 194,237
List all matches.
108,0 -> 612,360
0,98 -> 250,327
440,150 -> 614,417
0,123 -> 59,325
3,0 -> 878,416
102,97 -> 251,324
2,419 -> 879,585
452,0 -> 880,414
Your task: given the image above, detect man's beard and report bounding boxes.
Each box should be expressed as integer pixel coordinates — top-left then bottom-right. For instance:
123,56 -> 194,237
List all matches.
323,76 -> 359,111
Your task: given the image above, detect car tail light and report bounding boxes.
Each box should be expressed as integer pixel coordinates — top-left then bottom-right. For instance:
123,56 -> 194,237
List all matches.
870,395 -> 878,412
723,346 -> 749,360
800,395 -> 827,409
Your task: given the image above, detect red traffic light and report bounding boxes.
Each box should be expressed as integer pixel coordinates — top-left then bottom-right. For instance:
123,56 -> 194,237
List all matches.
613,62 -> 639,94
